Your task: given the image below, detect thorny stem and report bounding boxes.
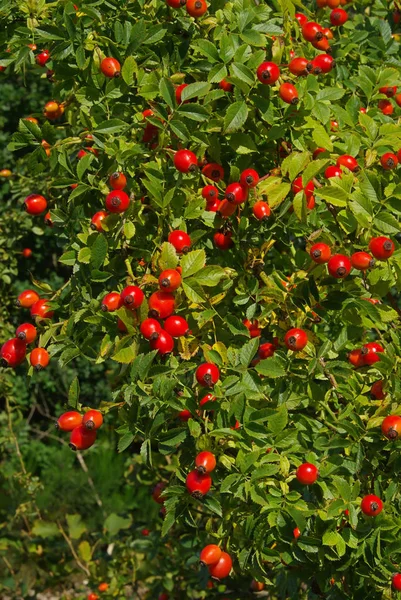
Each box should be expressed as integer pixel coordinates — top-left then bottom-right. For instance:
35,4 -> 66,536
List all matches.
57,520 -> 90,576
125,257 -> 136,282
50,278 -> 71,301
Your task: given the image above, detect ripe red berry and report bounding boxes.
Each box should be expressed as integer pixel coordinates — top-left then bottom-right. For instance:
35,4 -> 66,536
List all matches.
202,163 -> 224,182
325,165 -> 342,179
208,551 -> 232,579
240,168 -> 259,188
292,176 -> 314,198
313,147 -> 327,160
30,299 -> 54,319
17,289 -> 40,308
98,583 -> 109,593
16,323 -> 37,344
296,463 -> 318,485
24,193 -> 47,215
371,380 -> 385,400
295,13 -> 308,26
105,190 -> 130,213
56,411 -> 83,431
202,185 -> 218,202
141,528 -> 150,536
206,198 -> 220,212
330,8 -> 348,25
369,236 -> 395,260
250,581 -> 265,591
196,362 -> 220,387
214,231 -> 233,250
22,248 -> 32,258
225,182 -> 248,205
360,494 -> 383,517
361,341 -> 384,365
257,342 -> 275,359
219,78 -> 233,92
140,318 -> 162,340
293,527 -> 301,539
379,86 -> 397,98
351,251 -> 375,270
217,199 -> 237,218
36,50 -> 50,66
348,348 -> 365,368
175,82 -> 188,104
174,149 -> 197,173
378,99 -> 393,115
200,544 -> 222,566
312,54 -> 335,74
284,328 -> 308,351
186,0 -> 207,17
186,469 -> 212,498
199,393 -> 216,408
279,83 -> 299,105
30,347 -> 50,370
120,285 -> 144,310
91,211 -> 108,231
148,291 -> 175,319
109,172 -> 127,190
256,61 -> 280,85
312,36 -> 330,51
302,21 -> 324,42
100,57 -> 121,78
164,315 -> 189,337
336,155 -> 358,172
380,152 -> 398,170
44,211 -> 53,227
395,93 -> 401,107
289,57 -> 312,76
152,482 -> 166,504
195,451 -> 216,474
327,254 -> 352,278
0,338 -> 27,368
159,269 -> 181,292
310,243 -> 331,264
83,409 -> 103,430
168,230 -> 191,253
69,425 -> 97,451
252,201 -> 271,220
101,292 -> 122,312
88,594 -> 99,600
393,574 -> 401,591
243,319 -> 261,338
381,415 -> 401,440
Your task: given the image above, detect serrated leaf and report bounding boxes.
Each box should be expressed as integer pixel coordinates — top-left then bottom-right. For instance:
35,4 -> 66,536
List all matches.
118,432 -> 135,452
123,221 -> 136,240
239,337 -> 259,367
159,242 -> 179,270
255,355 -> 286,378
104,513 -> 132,536
159,77 -> 176,108
90,234 -> 108,269
224,101 -> 248,134
111,344 -> 137,363
182,279 -> 206,303
181,249 -> 206,278
121,56 -> 137,86
68,376 -> 80,409
95,119 -> 126,134
318,185 -> 348,207
268,405 -> 288,433
181,81 -> 211,102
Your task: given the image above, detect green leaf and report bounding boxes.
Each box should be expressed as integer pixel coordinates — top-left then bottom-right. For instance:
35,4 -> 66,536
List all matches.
229,133 -> 257,154
240,337 -> 260,367
104,513 -> 132,536
268,405 -> 288,433
255,355 -> 286,378
316,88 -> 345,102
121,56 -> 137,86
226,315 -> 250,337
111,344 -> 137,363
118,432 -> 135,452
281,152 -> 310,182
159,242 -> 179,270
182,279 -> 206,303
78,541 -> 92,562
318,185 -> 348,207
195,265 -> 225,287
32,520 -> 60,538
94,119 -> 127,134
159,77 -> 176,108
374,211 -> 400,234
90,234 -> 108,269
181,249 -> 206,278
312,124 -> 333,151
194,39 -> 220,62
68,376 -> 80,409
123,221 -> 136,240
268,182 -> 291,208
224,101 -> 248,134
67,514 -> 87,540
178,103 -> 210,122
203,495 -> 223,517
302,158 -> 331,186
181,81 -> 211,102
230,63 -> 255,86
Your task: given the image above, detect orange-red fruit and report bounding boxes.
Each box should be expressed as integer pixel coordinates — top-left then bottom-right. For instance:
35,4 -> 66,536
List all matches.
0,338 -> 27,368
44,211 -> 53,227
293,527 -> 301,539
327,254 -> 352,278
380,152 -> 398,170
395,93 -> 401,107
30,299 -> 54,319
91,211 -> 108,231
186,469 -> 212,498
83,409 -> 103,430
196,362 -> 220,387
392,574 -> 401,591
289,57 -> 312,76
279,83 -> 298,105
284,328 -> 308,351
313,55 -> 335,76
24,194 -> 47,215
186,0 -> 207,17
217,199 -> 236,218
243,319 -> 261,338
152,482 -> 166,504
105,190 -> 130,213
302,22 -> 324,42
310,243 -> 331,264
219,79 -> 233,92
175,83 -> 188,104
256,61 -> 280,85
381,415 -> 401,440
30,347 -> 50,371
56,411 -> 83,431
208,552 -> 232,579
168,230 -> 191,253
148,291 -> 175,319
292,177 -> 314,198
120,286 -> 145,310
16,323 -> 37,344
348,349 -> 365,368
200,544 -> 222,566
325,165 -> 342,179
371,380 -> 385,400
250,581 -> 265,591
337,155 -> 358,172
174,149 -> 198,173
379,86 -> 397,98
36,50 -> 50,66
17,289 -> 40,308
69,425 -> 97,451
202,185 -> 218,202
140,318 -> 162,340
88,594 -> 99,600
361,341 -> 384,365
369,236 -> 395,260
101,292 -> 122,312
195,451 -> 216,474
351,251 -> 375,270
330,8 -> 348,25
240,168 -> 259,189
214,231 -> 233,249
98,583 -> 109,593
378,99 -> 393,115
253,201 -> 271,220
201,162 -> 224,182
258,342 -> 275,359
225,182 -> 248,205
159,269 -> 181,292
296,463 -> 318,485
109,172 -> 127,190
22,248 -> 32,258
360,494 -> 383,516
164,315 -> 189,337
167,0 -> 186,8
100,57 -> 121,77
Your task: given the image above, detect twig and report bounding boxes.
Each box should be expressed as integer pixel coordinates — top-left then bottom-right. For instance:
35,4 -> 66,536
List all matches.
387,292 -> 401,317
57,520 -> 90,576
50,277 -> 71,301
124,257 -> 136,282
319,357 -> 342,396
6,396 -> 27,476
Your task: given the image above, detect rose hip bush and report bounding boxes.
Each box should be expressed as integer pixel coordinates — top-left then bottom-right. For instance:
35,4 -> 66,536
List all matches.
2,0 -> 401,597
